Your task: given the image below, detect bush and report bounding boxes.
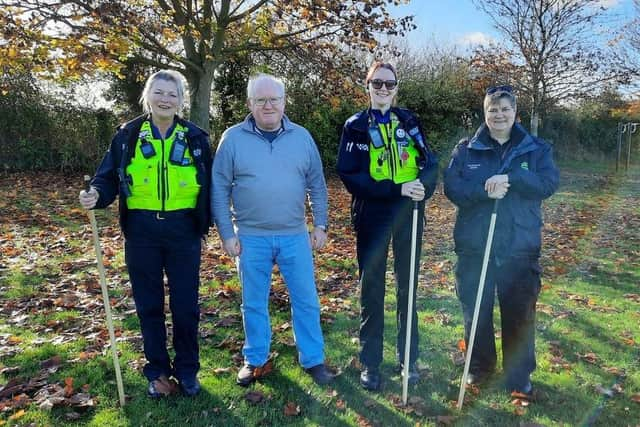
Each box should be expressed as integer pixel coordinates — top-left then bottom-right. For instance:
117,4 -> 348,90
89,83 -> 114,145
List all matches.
0,73 -> 118,172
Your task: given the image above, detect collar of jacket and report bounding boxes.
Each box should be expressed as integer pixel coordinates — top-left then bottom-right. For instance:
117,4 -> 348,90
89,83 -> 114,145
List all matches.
119,114 -> 208,140
467,123 -> 539,173
240,113 -> 294,135
349,107 -> 415,132
468,123 -> 534,153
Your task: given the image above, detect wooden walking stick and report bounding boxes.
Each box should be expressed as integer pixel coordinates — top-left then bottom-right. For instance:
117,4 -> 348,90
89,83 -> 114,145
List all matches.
84,176 -> 126,406
457,199 -> 500,409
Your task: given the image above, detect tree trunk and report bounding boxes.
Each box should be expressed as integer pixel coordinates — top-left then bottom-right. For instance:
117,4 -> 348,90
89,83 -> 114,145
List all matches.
185,68 -> 215,132
530,109 -> 539,137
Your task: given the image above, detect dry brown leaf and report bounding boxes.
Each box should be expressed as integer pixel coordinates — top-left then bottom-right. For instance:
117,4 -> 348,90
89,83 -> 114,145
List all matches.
40,355 -> 62,369
283,401 -> 300,416
245,390 -> 265,404
151,376 -> 178,396
64,377 -> 74,397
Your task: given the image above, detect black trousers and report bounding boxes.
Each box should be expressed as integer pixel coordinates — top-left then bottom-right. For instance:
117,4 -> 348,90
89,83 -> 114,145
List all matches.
455,255 -> 541,390
355,198 -> 425,369
125,210 -> 201,382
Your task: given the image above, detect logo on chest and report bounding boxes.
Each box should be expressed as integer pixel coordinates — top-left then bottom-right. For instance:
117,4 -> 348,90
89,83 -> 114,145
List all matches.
466,163 -> 482,170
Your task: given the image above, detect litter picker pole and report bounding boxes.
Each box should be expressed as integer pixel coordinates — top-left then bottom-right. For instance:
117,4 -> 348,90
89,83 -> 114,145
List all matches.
457,199 -> 500,410
402,201 -> 420,405
84,176 -> 126,407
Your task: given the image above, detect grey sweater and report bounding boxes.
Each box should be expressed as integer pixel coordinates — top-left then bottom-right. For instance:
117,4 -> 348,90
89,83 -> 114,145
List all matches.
211,115 -> 328,240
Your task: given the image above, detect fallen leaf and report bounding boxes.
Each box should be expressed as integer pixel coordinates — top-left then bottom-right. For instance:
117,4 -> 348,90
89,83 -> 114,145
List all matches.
40,355 -> 62,369
64,377 -> 74,397
65,411 -> 82,420
245,390 -> 265,404
283,401 -> 300,416
631,393 -> 640,403
212,367 -> 233,375
8,409 -> 25,420
457,339 -> 466,352
512,398 -> 530,407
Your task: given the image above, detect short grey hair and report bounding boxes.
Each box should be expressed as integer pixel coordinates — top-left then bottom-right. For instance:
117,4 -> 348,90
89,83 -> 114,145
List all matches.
247,73 -> 285,99
483,90 -> 517,112
139,70 -> 187,114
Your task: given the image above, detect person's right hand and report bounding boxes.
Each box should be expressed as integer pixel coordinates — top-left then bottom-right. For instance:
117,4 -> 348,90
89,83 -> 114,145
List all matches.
223,236 -> 241,257
487,182 -> 509,199
79,186 -> 99,209
401,179 -> 425,201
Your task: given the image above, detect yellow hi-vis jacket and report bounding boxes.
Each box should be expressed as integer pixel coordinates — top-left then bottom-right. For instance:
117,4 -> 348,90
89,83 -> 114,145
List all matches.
369,113 -> 421,183
125,121 -> 200,211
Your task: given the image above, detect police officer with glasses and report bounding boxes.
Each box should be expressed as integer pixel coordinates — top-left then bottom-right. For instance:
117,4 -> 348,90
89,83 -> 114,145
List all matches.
337,61 -> 438,391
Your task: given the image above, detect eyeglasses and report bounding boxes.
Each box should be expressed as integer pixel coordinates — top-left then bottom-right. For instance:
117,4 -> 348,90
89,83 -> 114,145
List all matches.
252,97 -> 284,107
486,85 -> 513,94
370,79 -> 398,90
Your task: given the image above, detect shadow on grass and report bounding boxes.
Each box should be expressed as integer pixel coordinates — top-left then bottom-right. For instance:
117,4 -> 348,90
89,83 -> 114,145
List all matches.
118,387 -> 245,427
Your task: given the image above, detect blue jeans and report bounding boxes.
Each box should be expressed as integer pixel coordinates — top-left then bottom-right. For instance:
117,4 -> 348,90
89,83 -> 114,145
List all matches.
238,233 -> 324,368
455,255 -> 541,391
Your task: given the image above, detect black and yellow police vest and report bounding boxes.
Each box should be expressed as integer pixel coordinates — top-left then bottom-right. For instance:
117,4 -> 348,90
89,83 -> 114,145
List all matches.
125,121 -> 200,211
369,113 -> 421,184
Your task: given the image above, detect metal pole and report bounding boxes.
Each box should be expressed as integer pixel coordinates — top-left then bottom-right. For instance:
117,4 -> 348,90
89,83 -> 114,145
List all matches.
84,176 -> 126,407
616,123 -> 622,172
402,201 -> 420,405
457,199 -> 500,410
627,123 -> 637,170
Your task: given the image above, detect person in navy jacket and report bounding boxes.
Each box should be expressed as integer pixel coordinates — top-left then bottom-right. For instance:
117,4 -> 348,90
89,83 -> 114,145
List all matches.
444,86 -> 559,397
337,61 -> 438,391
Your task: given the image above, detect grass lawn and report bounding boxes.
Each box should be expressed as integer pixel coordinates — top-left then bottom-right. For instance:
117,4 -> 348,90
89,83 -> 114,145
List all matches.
0,162 -> 638,426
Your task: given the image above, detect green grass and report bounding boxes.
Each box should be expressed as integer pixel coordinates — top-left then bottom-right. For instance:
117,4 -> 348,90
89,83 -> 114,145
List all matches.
0,164 -> 639,426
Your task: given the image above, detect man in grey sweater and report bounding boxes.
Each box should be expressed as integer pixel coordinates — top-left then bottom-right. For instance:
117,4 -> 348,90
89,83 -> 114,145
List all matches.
211,73 -> 333,386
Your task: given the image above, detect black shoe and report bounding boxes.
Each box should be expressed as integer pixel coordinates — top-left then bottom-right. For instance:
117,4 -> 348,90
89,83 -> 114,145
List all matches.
236,361 -> 273,387
467,370 -> 494,385
304,363 -> 334,385
179,377 -> 201,397
399,363 -> 420,385
360,367 -> 381,391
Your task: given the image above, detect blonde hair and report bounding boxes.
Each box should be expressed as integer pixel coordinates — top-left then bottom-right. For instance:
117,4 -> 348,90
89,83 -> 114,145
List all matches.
139,70 -> 187,114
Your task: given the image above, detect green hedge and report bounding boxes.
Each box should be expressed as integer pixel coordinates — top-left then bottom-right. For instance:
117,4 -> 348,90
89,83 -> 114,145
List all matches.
0,76 -> 117,172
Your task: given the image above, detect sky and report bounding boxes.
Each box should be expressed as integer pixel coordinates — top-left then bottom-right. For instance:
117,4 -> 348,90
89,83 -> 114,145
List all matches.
388,0 -> 635,52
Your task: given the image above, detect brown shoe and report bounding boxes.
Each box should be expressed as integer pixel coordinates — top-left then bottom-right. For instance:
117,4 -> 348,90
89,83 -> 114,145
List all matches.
236,361 -> 273,387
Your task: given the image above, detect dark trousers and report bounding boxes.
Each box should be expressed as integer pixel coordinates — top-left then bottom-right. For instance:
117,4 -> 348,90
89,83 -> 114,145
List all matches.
455,255 -> 541,390
355,199 -> 424,369
124,210 -> 201,382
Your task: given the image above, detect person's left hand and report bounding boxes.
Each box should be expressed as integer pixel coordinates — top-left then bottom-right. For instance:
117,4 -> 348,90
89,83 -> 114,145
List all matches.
485,174 -> 509,194
310,227 -> 327,250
